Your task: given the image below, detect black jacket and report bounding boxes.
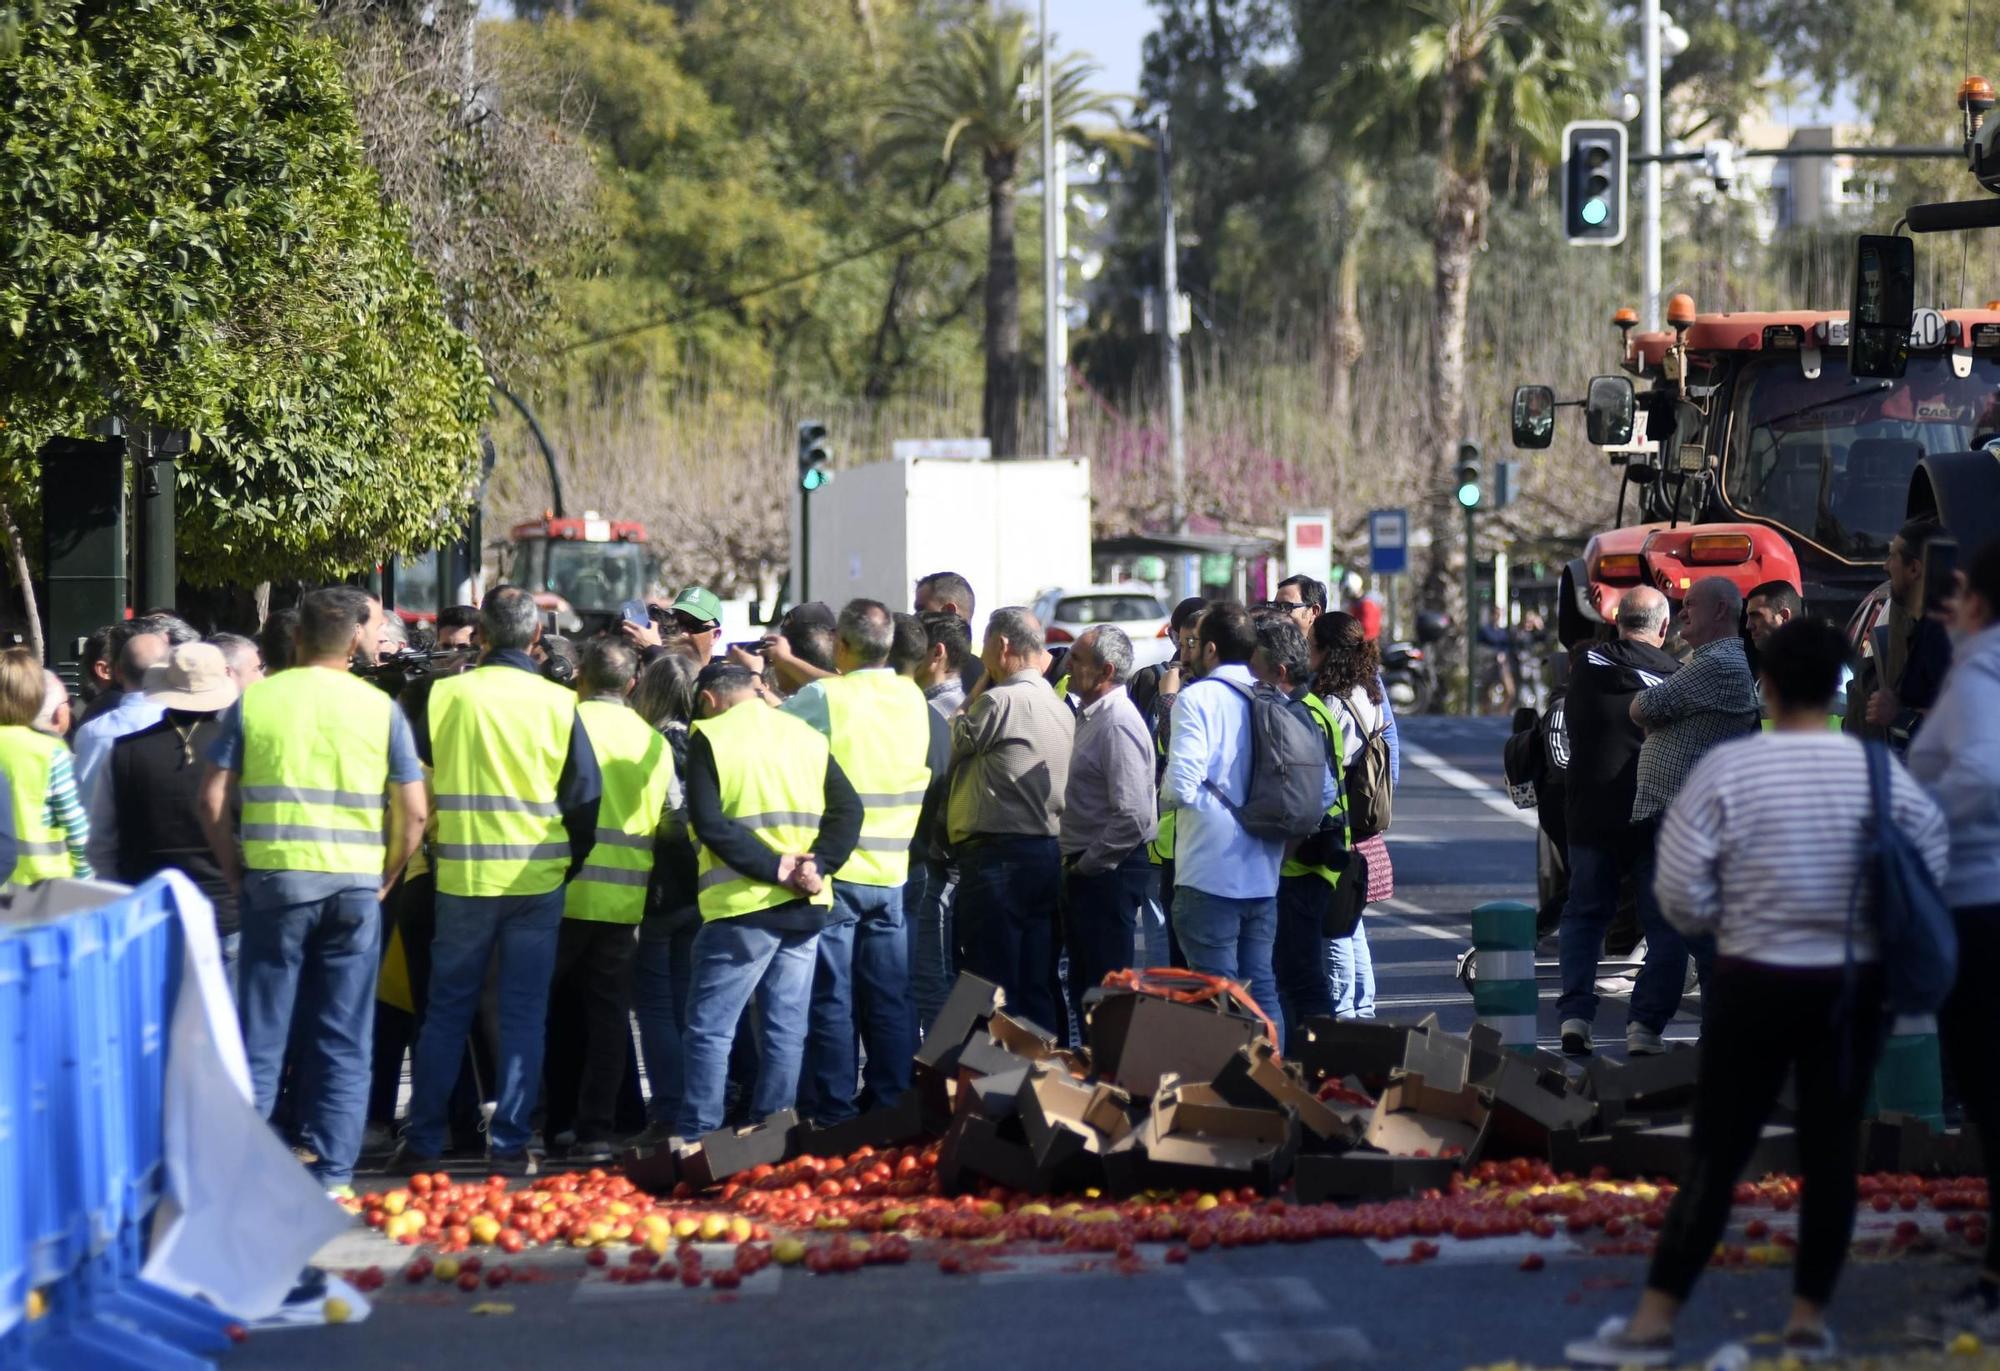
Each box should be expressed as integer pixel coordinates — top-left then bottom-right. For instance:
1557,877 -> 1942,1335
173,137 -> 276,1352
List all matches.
1562,637 -> 1680,847
109,713 -> 239,933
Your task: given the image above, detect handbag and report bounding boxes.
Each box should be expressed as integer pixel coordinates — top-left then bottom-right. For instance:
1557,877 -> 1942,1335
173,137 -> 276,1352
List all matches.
1321,846 -> 1369,939
1846,742 -> 1957,1016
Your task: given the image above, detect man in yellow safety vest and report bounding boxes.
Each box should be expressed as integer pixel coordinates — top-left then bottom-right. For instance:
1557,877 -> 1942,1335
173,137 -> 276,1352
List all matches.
394,585 -> 603,1175
781,600 -> 945,1121
547,639 -> 673,1163
201,586 -> 428,1193
675,661 -> 861,1140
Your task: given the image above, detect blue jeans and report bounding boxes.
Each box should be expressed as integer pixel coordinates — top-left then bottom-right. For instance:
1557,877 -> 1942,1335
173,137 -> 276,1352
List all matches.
955,835 -> 1063,1036
1328,920 -> 1375,1019
238,881 -> 380,1186
1630,828 -> 1715,1033
405,888 -> 565,1157
633,917 -> 696,1126
904,858 -> 956,1034
1060,846 -> 1150,1033
219,930 -> 241,1003
1172,887 -> 1283,1049
1274,875 -> 1336,1051
1557,839 -> 1628,1025
675,919 -> 819,1138
1138,866 -> 1172,969
847,883 -> 914,1109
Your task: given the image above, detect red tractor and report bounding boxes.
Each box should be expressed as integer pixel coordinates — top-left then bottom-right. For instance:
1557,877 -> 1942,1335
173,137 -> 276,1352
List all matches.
503,511 -> 654,636
1515,293 -> 2000,638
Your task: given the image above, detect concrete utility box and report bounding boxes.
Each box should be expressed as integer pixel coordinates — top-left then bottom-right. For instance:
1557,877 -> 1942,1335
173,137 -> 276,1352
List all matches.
796,456 -> 1091,637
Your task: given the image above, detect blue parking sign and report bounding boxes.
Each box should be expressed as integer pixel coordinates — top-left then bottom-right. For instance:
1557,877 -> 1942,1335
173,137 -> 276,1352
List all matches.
1369,509 -> 1408,575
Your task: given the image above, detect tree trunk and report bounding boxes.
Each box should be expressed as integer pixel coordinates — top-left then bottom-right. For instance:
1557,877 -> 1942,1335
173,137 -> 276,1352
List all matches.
1328,182 -> 1369,435
0,496 -> 43,665
982,157 -> 1022,458
1423,163 -> 1489,681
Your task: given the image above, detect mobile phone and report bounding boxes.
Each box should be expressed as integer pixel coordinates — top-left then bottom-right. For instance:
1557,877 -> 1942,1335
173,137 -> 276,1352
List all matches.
541,609 -> 560,636
1923,534 -> 1959,619
729,640 -> 764,655
620,598 -> 649,628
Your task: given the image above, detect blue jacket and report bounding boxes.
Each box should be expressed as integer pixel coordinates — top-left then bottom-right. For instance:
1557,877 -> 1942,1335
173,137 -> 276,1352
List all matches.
1907,622 -> 2000,909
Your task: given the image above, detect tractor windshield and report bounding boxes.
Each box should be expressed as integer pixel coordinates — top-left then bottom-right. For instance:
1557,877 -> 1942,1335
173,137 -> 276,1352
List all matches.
1724,352 -> 2000,560
545,541 -> 646,612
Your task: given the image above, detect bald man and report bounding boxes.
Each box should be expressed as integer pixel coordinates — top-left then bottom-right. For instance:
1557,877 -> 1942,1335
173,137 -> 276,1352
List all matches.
1618,577 -> 1761,1053
73,630 -> 171,807
1556,586 -> 1682,1058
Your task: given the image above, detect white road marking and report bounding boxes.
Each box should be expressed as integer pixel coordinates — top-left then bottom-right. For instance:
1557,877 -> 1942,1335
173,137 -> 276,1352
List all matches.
1186,1275 -> 1327,1315
571,1263 -> 783,1301
1372,899 -> 1466,945
1364,1231 -> 1586,1265
976,1249 -> 1187,1283
1221,1326 -> 1376,1364
1400,742 -> 1540,830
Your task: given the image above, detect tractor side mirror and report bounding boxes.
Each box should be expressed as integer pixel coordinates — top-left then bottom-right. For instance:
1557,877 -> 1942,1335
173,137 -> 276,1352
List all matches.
1850,233 -> 1915,379
1585,375 -> 1636,446
1511,385 -> 1557,449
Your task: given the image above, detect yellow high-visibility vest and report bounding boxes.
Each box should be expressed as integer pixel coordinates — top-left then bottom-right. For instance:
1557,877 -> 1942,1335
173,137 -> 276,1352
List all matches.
565,700 -> 671,924
819,671 -> 931,887
430,665 -> 576,898
693,699 -> 833,921
240,669 -> 392,876
0,726 -> 72,884
1281,692 -> 1351,888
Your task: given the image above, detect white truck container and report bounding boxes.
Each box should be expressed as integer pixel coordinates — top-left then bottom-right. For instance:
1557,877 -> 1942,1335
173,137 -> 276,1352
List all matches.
794,456 -> 1092,637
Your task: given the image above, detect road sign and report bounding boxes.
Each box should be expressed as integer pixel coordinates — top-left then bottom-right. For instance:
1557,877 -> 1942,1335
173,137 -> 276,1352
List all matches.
1286,510 -> 1333,586
1369,509 -> 1408,575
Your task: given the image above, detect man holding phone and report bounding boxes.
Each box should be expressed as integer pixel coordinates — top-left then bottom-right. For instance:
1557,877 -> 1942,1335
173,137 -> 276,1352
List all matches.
1851,518 -> 1955,753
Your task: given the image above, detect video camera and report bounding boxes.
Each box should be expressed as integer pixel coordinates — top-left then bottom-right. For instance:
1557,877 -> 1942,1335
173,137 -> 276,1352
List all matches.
353,646 -> 477,699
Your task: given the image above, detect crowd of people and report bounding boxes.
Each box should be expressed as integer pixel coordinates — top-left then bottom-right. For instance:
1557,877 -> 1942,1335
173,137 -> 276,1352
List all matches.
1552,519 -> 2000,1361
0,570 -> 1402,1197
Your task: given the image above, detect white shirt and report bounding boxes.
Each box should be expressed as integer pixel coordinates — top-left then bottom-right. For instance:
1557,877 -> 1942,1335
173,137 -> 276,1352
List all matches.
73,691 -> 166,813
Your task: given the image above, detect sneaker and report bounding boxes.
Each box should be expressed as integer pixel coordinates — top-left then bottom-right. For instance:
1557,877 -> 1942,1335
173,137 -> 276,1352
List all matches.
324,1184 -> 357,1203
290,1143 -> 320,1167
488,1148 -> 541,1179
1627,1023 -> 1667,1056
1561,1019 -> 1594,1057
360,1121 -> 399,1155
1564,1316 -> 1674,1367
386,1141 -> 443,1178
1780,1325 -> 1840,1364
568,1136 -> 615,1165
1908,1280 -> 2000,1344
624,1121 -> 680,1153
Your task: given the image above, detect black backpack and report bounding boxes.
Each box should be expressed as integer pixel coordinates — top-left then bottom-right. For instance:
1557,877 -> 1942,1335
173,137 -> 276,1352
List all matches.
1333,695 -> 1394,841
1196,676 -> 1329,842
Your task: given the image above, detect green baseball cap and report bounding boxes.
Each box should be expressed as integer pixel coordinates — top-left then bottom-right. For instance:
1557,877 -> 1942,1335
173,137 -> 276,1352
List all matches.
670,585 -> 723,627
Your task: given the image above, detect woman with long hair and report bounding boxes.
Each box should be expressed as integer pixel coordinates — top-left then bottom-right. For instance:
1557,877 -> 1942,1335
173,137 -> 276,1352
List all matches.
628,652 -> 703,1146
1308,612 -> 1392,1018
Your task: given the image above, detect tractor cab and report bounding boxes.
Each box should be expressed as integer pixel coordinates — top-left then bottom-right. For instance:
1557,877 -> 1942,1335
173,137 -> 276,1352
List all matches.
504,512 -> 653,635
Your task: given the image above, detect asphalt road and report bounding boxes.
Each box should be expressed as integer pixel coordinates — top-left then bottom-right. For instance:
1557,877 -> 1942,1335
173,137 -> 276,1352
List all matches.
227,716 -> 1944,1371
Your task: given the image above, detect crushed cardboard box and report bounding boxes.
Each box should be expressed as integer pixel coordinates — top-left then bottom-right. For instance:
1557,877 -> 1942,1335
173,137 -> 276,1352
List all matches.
1364,1072 -> 1493,1165
1209,1040 -> 1365,1150
678,1109 -> 801,1189
1084,986 -> 1267,1099
1104,1075 -> 1300,1196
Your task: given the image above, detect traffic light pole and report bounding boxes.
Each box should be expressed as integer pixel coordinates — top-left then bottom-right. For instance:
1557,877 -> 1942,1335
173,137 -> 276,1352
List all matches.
800,488 -> 812,605
1463,503 -> 1478,718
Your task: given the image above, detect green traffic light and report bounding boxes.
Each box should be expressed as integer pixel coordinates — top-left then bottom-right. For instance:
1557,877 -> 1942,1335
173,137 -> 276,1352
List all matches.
1581,199 -> 1608,226
801,467 -> 828,492
1456,482 -> 1481,509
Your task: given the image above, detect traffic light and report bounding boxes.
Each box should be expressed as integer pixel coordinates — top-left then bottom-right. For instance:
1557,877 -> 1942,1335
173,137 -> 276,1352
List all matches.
797,420 -> 831,492
1455,442 -> 1483,510
1563,120 -> 1627,246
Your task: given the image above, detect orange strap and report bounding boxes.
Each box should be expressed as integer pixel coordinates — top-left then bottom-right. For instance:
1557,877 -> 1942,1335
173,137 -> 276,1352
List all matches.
1101,966 -> 1281,1062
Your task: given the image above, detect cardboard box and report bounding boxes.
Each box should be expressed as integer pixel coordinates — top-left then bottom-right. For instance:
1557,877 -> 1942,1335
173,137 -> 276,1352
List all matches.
1586,1048 -> 1701,1113
1084,988 -> 1267,1099
937,1109 -> 1049,1196
1614,1122 -> 1795,1180
955,1032 -> 1044,1085
1016,1067 -> 1135,1164
1209,1041 -> 1365,1150
680,1110 -> 801,1189
1293,1151 -> 1462,1202
617,1143 -> 680,1195
1481,1055 -> 1599,1159
987,1011 -> 1060,1061
915,973 -> 1007,1074
1295,1014 -> 1440,1093
795,1091 -> 931,1160
1364,1073 -> 1492,1164
1114,1076 -> 1300,1195
957,1064 -> 1033,1123
1548,1127 -> 1619,1175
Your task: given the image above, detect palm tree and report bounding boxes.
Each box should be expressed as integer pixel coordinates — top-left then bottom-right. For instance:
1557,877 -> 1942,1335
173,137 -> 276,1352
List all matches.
1329,0 -> 1613,598
882,9 -> 1138,456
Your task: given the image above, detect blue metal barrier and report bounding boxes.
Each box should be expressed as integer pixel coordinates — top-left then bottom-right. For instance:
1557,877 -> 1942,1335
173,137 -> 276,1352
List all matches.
1,877 -> 242,1369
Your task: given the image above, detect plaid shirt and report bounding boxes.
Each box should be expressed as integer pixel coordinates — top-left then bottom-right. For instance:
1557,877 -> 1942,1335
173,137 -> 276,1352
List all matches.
1631,635 -> 1761,822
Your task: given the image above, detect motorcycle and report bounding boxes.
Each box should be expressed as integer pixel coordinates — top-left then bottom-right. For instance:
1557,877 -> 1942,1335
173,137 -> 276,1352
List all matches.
1381,611 -> 1445,714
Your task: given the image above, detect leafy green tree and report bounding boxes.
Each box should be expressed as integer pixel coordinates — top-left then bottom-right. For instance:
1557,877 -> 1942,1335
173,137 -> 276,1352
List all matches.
0,0 -> 488,586
881,7 -> 1137,456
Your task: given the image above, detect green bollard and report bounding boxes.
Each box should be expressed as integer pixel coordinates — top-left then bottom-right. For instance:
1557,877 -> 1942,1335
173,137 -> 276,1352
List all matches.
1868,1013 -> 1945,1130
1470,900 -> 1538,1054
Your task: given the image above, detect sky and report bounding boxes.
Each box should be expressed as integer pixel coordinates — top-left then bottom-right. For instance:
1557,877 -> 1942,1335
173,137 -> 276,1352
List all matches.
1044,0 -> 1153,101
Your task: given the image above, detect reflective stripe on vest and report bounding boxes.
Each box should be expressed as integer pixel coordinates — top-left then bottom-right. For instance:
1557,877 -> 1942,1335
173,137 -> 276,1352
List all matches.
1281,692 -> 1351,887
820,671 -> 931,886
430,666 -> 577,898
692,700 -> 833,921
564,700 -> 672,924
240,669 -> 393,876
0,727 -> 69,884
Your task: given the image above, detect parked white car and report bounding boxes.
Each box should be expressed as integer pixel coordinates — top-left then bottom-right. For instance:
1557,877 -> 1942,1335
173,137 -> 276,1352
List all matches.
1029,583 -> 1177,671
